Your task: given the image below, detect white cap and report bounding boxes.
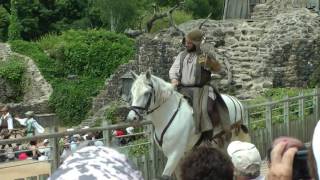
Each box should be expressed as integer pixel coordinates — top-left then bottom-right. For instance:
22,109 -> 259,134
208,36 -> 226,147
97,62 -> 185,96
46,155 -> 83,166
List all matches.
227,141 -> 261,175
126,127 -> 134,134
43,139 -> 49,143
67,128 -> 74,132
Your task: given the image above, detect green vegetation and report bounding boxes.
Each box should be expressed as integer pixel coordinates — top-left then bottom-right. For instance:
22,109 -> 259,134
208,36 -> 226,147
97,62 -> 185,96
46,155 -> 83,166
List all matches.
246,88 -> 314,130
127,138 -> 150,157
0,55 -> 26,102
7,0 -> 21,41
104,101 -> 122,125
10,30 -> 135,126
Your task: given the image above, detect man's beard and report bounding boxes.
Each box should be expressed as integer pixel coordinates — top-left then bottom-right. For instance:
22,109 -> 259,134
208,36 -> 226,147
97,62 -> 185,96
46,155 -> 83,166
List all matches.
186,45 -> 196,52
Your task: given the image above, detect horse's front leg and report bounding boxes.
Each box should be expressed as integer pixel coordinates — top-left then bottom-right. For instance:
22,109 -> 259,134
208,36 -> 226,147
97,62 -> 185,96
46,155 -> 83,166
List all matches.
162,150 -> 184,179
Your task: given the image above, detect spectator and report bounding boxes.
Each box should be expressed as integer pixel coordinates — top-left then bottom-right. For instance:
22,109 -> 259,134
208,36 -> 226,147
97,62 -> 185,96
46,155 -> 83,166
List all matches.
227,141 -> 263,180
267,141 -> 297,180
267,136 -> 310,180
180,145 -> 234,180
38,139 -> 51,161
112,129 -> 126,146
26,140 -> 41,160
15,111 -> 45,137
0,106 -> 14,150
49,146 -> 143,180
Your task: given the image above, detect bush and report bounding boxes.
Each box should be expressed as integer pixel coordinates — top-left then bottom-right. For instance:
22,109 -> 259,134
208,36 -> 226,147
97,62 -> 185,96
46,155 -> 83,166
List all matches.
10,29 -> 135,126
0,55 -> 26,102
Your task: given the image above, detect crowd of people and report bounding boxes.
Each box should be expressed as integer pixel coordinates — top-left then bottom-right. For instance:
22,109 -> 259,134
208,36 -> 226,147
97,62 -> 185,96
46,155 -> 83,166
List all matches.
180,129 -> 320,180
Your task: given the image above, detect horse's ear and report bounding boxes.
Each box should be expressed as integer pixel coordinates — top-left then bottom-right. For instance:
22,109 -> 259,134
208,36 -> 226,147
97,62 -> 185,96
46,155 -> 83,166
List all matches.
130,71 -> 138,79
146,69 -> 151,80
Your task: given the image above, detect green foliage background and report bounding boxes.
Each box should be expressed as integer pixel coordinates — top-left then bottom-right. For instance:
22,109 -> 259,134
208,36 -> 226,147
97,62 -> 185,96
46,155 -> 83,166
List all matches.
10,30 -> 135,126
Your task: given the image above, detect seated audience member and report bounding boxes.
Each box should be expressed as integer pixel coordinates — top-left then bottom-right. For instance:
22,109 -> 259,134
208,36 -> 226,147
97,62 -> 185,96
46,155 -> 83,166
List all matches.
49,146 -> 143,180
38,139 -> 51,161
227,141 -> 263,180
267,136 -> 310,180
180,145 -> 234,180
26,140 -> 41,160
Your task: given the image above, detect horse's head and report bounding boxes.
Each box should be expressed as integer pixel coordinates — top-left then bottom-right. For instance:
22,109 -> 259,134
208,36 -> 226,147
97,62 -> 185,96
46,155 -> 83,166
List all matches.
127,70 -> 155,122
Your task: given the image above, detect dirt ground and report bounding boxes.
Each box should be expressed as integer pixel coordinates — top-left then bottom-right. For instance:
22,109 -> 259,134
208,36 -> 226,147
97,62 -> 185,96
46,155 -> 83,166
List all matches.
0,160 -> 50,180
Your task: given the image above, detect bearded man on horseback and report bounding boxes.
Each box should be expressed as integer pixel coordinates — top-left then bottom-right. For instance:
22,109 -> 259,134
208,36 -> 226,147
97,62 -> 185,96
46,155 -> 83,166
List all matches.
169,29 -> 230,138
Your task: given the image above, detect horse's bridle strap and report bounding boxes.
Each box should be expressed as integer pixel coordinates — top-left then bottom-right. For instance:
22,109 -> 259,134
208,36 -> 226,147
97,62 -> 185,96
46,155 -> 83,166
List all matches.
155,97 -> 182,147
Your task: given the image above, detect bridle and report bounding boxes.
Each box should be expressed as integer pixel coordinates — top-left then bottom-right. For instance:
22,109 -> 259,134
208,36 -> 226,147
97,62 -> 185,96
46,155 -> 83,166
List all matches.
130,83 -> 161,119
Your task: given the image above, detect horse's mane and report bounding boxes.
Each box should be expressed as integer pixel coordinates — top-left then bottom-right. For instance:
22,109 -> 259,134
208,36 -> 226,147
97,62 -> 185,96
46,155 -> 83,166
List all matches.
150,75 -> 175,104
132,73 -> 176,107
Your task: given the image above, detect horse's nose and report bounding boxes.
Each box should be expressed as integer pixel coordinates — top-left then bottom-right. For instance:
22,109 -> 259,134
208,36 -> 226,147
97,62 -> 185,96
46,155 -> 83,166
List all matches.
127,110 -> 138,121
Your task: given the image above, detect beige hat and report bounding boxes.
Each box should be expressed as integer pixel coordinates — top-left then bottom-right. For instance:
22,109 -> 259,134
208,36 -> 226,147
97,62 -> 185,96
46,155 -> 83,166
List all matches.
227,141 -> 261,177
25,111 -> 34,117
186,29 -> 204,51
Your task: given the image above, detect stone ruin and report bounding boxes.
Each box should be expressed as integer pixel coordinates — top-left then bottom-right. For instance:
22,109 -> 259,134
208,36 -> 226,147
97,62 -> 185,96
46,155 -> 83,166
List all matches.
82,0 -> 320,126
0,43 -> 53,115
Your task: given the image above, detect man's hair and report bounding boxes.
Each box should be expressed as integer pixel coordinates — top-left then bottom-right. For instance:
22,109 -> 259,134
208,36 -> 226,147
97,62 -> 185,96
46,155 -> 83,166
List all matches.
180,146 -> 234,180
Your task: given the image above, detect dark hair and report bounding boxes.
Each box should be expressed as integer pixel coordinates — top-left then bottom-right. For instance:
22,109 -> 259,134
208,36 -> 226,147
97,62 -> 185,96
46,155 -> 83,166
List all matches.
180,146 -> 234,180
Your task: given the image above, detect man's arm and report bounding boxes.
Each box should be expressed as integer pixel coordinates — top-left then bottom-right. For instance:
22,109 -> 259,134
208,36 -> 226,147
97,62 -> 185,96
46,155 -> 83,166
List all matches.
169,52 -> 183,86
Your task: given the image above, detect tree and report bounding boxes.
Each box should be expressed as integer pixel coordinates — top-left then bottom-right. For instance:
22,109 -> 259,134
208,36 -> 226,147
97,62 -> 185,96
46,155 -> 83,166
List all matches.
95,0 -> 152,32
8,0 -> 21,41
185,0 -> 224,19
0,5 -> 9,41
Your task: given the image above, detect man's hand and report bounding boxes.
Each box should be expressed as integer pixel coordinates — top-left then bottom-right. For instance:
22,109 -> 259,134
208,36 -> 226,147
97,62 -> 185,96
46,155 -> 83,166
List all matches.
171,79 -> 179,87
267,142 -> 297,180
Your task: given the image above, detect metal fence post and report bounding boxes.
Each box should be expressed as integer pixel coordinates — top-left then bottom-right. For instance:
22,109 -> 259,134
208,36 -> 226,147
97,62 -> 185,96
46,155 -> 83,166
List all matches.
265,100 -> 273,145
102,120 -> 111,146
314,87 -> 319,122
51,135 -> 59,173
49,124 -> 59,174
148,124 -> 157,179
284,95 -> 289,136
299,91 -> 306,141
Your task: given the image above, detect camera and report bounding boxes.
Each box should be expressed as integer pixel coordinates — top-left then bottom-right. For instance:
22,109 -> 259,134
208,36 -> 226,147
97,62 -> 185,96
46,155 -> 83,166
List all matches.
293,149 -> 311,180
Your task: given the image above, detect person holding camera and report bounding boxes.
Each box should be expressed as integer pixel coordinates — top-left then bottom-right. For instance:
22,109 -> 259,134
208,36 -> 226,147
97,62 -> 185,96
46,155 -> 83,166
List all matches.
267,136 -> 310,180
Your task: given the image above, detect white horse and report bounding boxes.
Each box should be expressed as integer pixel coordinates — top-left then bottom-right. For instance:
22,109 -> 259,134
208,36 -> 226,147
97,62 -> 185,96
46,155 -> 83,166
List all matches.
127,71 -> 249,179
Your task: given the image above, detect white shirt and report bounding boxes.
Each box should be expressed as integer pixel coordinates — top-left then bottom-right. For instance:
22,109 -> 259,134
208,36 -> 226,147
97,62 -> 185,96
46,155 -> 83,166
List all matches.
169,52 -> 197,85
15,117 -> 45,134
0,113 -> 13,130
